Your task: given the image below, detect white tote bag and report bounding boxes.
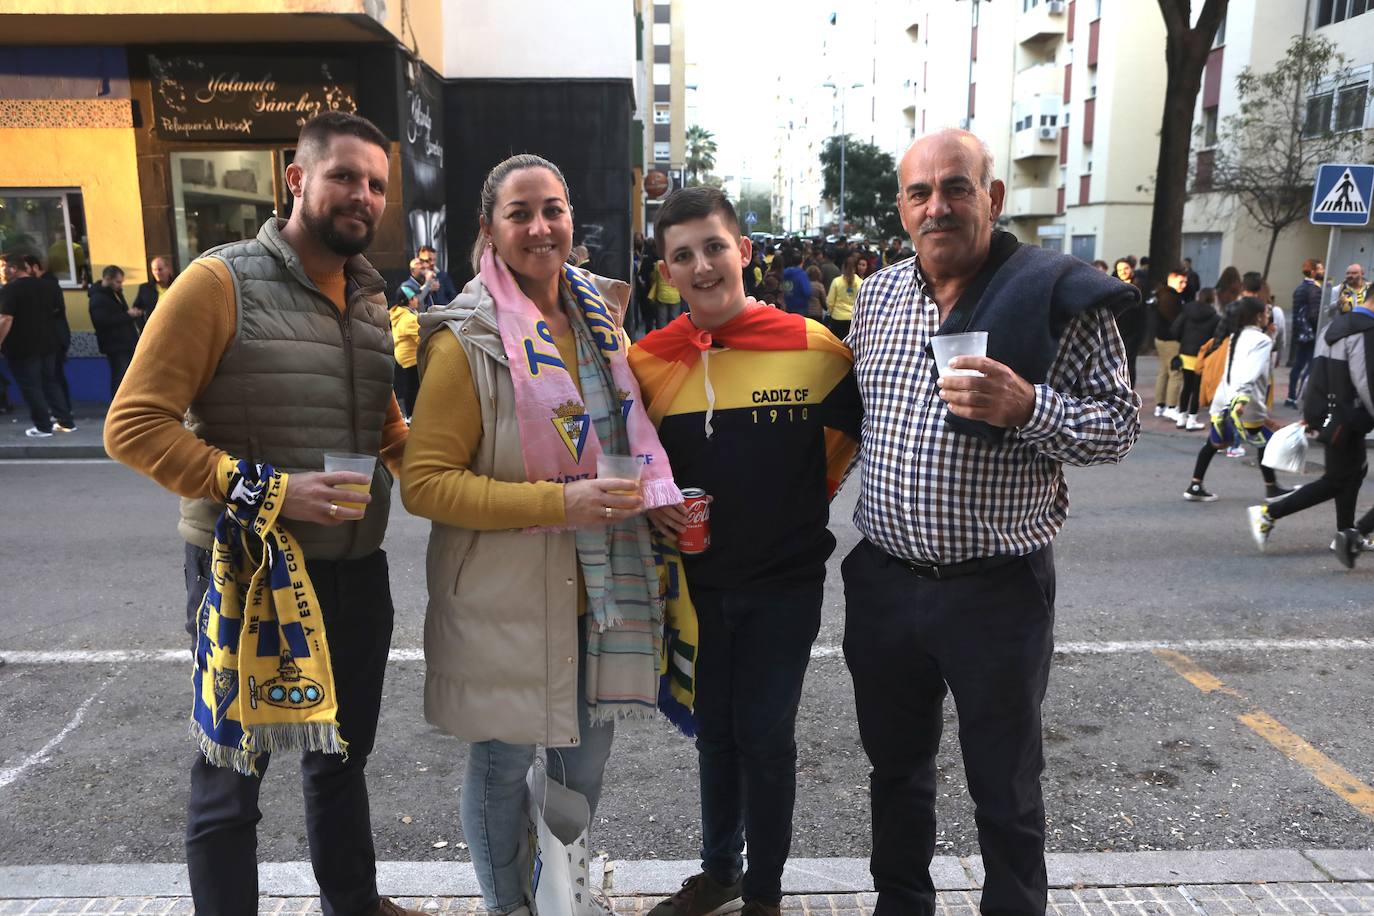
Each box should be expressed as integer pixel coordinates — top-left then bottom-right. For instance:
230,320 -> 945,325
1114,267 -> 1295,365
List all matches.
526,759 -> 603,916
1262,422 -> 1309,474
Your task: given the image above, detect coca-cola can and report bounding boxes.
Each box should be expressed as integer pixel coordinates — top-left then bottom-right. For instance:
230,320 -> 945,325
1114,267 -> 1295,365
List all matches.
679,488 -> 710,555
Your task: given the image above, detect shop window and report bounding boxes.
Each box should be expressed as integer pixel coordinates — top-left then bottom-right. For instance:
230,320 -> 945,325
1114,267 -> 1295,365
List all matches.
0,190 -> 90,286
1335,81 -> 1369,131
171,150 -> 277,269
1304,92 -> 1334,136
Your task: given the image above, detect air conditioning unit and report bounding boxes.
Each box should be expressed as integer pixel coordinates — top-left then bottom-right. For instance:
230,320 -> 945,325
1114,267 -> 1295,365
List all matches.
1038,126 -> 1059,140
1047,0 -> 1066,13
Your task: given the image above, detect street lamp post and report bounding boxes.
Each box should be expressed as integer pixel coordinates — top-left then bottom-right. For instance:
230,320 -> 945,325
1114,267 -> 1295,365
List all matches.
822,81 -> 864,237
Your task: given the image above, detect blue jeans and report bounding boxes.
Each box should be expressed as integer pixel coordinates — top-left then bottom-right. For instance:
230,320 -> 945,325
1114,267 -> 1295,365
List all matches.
692,583 -> 823,905
462,618 -> 615,914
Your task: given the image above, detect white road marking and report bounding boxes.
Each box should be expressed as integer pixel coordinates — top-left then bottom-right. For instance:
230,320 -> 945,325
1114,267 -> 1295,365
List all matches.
0,674 -> 114,789
3,638 -> 1373,666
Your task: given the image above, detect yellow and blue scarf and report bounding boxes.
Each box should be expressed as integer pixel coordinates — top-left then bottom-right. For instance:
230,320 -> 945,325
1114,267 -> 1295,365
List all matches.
192,459 -> 345,775
653,536 -> 699,736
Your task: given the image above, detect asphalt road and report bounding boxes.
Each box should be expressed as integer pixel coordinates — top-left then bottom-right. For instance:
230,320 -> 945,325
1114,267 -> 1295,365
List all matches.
2,414 -> 1372,868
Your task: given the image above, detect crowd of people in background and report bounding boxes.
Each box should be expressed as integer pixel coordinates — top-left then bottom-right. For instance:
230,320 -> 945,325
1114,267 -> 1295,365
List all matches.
1094,249 -> 1374,569
630,230 -> 913,341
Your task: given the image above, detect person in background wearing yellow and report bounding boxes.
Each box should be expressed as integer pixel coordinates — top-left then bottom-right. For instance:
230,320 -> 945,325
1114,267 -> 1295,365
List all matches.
400,153 -> 683,916
389,281 -> 421,421
825,253 -> 862,340
104,112 -> 419,916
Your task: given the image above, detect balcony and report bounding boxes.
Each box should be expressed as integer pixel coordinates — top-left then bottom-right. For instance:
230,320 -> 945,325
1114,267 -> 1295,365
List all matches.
1013,63 -> 1064,105
1008,186 -> 1060,218
1018,0 -> 1068,46
1012,124 -> 1061,160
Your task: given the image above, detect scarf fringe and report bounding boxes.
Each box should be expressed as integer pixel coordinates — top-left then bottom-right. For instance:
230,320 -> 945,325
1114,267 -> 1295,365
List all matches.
190,721 -> 259,777
640,477 -> 684,510
190,719 -> 347,777
586,700 -> 658,726
656,674 -> 697,737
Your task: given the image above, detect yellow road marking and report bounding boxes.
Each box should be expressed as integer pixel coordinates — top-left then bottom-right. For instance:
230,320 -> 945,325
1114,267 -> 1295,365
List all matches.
1152,649 -> 1374,822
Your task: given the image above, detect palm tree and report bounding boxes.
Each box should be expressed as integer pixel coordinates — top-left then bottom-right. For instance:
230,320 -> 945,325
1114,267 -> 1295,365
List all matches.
685,125 -> 718,186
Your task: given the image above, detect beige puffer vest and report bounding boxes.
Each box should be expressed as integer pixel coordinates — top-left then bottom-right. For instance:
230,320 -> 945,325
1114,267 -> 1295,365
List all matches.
178,219 -> 396,561
415,270 -> 629,748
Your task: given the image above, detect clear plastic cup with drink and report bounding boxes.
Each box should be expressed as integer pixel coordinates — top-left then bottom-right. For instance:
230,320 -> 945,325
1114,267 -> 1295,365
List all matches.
930,331 -> 988,377
323,452 -> 376,516
597,453 -> 642,496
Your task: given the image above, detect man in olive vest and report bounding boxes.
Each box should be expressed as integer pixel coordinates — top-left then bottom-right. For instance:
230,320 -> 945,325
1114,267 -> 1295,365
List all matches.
105,112 -> 417,916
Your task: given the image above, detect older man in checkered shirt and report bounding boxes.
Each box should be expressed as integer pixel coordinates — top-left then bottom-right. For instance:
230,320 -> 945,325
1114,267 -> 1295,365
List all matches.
841,129 -> 1141,916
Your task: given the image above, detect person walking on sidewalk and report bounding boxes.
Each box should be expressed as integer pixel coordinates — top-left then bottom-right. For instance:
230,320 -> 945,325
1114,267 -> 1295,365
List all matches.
628,187 -> 861,916
0,251 -> 75,437
843,129 -> 1139,916
1171,287 -> 1220,430
401,154 -> 681,916
104,112 -> 420,916
1153,268 -> 1188,420
1182,298 -> 1289,503
1285,259 -> 1324,407
1249,297 -> 1374,568
88,265 -> 141,396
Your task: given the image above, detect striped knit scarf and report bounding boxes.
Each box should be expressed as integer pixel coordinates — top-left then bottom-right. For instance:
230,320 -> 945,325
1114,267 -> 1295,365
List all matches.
566,292 -> 666,724
191,458 -> 345,775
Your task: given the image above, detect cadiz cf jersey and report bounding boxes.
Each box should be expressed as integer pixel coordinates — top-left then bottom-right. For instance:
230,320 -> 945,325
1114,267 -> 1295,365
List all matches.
629,306 -> 861,592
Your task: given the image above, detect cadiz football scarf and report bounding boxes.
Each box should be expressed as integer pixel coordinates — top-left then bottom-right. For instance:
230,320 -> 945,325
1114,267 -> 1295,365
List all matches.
652,534 -> 700,737
192,458 -> 344,776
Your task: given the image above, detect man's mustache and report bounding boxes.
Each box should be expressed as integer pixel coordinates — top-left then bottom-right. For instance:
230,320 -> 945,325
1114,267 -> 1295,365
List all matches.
919,216 -> 960,235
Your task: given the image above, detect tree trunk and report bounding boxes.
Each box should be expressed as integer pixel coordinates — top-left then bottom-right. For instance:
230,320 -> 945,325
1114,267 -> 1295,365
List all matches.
1263,225 -> 1282,280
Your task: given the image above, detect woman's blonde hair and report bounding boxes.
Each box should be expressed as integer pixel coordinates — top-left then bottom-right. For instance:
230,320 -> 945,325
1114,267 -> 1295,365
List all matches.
469,153 -> 571,274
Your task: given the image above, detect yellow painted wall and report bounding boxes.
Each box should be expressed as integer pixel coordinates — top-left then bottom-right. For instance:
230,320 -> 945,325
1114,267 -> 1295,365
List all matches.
384,0 -> 445,73
0,127 -> 147,333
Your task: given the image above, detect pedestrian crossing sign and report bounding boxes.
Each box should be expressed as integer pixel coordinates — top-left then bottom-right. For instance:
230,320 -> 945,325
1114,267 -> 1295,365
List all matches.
1310,163 -> 1374,226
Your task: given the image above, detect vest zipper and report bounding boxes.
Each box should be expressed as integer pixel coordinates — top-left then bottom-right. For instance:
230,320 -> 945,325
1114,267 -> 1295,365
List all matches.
341,297 -> 360,558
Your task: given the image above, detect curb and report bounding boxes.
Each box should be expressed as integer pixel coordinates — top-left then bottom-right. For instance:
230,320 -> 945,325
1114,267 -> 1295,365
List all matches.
0,444 -> 110,459
2,850 -> 1371,899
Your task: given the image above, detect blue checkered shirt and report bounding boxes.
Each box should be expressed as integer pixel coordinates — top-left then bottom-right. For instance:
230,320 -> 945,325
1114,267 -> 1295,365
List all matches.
850,258 -> 1141,565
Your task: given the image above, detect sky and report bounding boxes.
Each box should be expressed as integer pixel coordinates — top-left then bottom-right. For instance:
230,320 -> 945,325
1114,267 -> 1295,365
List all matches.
684,0 -> 866,181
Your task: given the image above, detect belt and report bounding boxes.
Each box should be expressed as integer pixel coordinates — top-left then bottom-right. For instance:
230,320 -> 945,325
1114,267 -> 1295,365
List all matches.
880,546 -> 1023,581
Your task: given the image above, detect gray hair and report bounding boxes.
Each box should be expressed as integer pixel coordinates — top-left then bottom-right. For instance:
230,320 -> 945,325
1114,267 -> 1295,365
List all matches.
469,153 -> 571,274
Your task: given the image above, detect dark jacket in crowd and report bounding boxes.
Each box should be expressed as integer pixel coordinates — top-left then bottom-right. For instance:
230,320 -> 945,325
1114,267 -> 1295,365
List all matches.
1292,279 -> 1323,343
1153,286 -> 1184,341
88,283 -> 140,355
132,278 -> 173,330
39,270 -> 71,350
0,276 -> 61,360
1172,299 -> 1221,356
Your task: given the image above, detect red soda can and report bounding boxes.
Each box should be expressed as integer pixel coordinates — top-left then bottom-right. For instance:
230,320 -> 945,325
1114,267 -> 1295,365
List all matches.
678,488 -> 711,555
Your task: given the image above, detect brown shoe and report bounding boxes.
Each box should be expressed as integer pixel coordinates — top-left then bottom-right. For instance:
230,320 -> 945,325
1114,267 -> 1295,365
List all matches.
646,872 -> 744,915
375,898 -> 429,916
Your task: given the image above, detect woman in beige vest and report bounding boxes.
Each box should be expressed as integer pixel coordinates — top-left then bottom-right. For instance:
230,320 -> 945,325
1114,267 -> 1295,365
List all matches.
401,154 -> 679,916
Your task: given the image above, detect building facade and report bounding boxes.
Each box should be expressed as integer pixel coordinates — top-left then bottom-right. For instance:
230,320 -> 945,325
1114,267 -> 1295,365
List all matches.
1,0 -> 638,401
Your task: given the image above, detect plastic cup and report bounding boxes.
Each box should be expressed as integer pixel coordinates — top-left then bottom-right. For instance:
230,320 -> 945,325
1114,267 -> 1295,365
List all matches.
930,331 -> 988,377
324,452 -> 376,515
597,453 -> 642,496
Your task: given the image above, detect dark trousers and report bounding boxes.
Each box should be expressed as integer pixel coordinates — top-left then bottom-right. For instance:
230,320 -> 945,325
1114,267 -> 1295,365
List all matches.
842,539 -> 1055,916
692,583 -> 823,905
9,353 -> 73,431
54,347 -> 71,406
183,544 -> 396,916
825,318 -> 851,341
392,363 -> 420,418
1288,341 -> 1316,399
1267,433 -> 1368,530
1176,369 -> 1201,415
106,349 -> 133,396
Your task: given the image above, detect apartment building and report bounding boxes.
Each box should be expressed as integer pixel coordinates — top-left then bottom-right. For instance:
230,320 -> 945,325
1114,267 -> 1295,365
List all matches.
643,0 -> 687,235
1182,0 -> 1374,288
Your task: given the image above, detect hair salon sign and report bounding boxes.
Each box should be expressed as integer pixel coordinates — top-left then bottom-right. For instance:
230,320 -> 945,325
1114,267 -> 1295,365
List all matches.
148,54 -> 358,141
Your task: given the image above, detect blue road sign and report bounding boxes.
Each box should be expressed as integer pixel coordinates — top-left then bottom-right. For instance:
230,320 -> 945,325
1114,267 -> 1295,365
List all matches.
1310,163 -> 1374,227
744,211 -> 758,226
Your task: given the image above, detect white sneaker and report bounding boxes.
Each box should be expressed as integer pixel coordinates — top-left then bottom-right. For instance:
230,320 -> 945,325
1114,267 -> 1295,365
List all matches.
1163,407 -> 1183,422
1153,405 -> 1165,417
1185,415 -> 1207,431
1226,445 -> 1246,458
24,427 -> 54,438
1247,505 -> 1274,552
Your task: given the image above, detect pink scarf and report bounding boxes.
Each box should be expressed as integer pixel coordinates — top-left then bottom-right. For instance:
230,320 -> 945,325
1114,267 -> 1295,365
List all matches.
483,247 -> 682,513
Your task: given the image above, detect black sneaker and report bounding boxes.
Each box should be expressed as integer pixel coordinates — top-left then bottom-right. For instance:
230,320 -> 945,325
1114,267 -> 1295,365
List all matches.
1265,484 -> 1294,502
1283,398 -> 1298,409
647,873 -> 744,916
1333,528 -> 1362,569
1183,482 -> 1218,502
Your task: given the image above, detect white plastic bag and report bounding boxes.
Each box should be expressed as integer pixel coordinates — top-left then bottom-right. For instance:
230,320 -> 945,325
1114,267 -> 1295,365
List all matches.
526,759 -> 603,916
1262,422 -> 1309,474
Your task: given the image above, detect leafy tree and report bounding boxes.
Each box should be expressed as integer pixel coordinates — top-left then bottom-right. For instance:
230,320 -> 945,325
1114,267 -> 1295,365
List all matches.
1148,0 -> 1228,280
685,125 -> 718,186
819,135 -> 903,238
735,190 -> 778,234
1198,34 -> 1371,276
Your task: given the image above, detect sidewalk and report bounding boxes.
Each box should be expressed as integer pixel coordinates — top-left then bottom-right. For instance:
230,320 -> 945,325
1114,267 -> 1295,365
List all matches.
0,401 -> 109,459
2,850 -> 1372,915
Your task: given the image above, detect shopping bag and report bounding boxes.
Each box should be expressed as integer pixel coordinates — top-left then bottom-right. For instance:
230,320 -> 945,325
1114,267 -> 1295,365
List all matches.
526,758 -> 602,916
1261,422 -> 1309,474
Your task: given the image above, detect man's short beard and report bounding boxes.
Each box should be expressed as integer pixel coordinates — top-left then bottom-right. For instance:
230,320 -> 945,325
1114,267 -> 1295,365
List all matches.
301,198 -> 376,257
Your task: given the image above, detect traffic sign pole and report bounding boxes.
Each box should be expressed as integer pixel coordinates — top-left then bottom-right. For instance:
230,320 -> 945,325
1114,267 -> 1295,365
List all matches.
1319,227 -> 1341,337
